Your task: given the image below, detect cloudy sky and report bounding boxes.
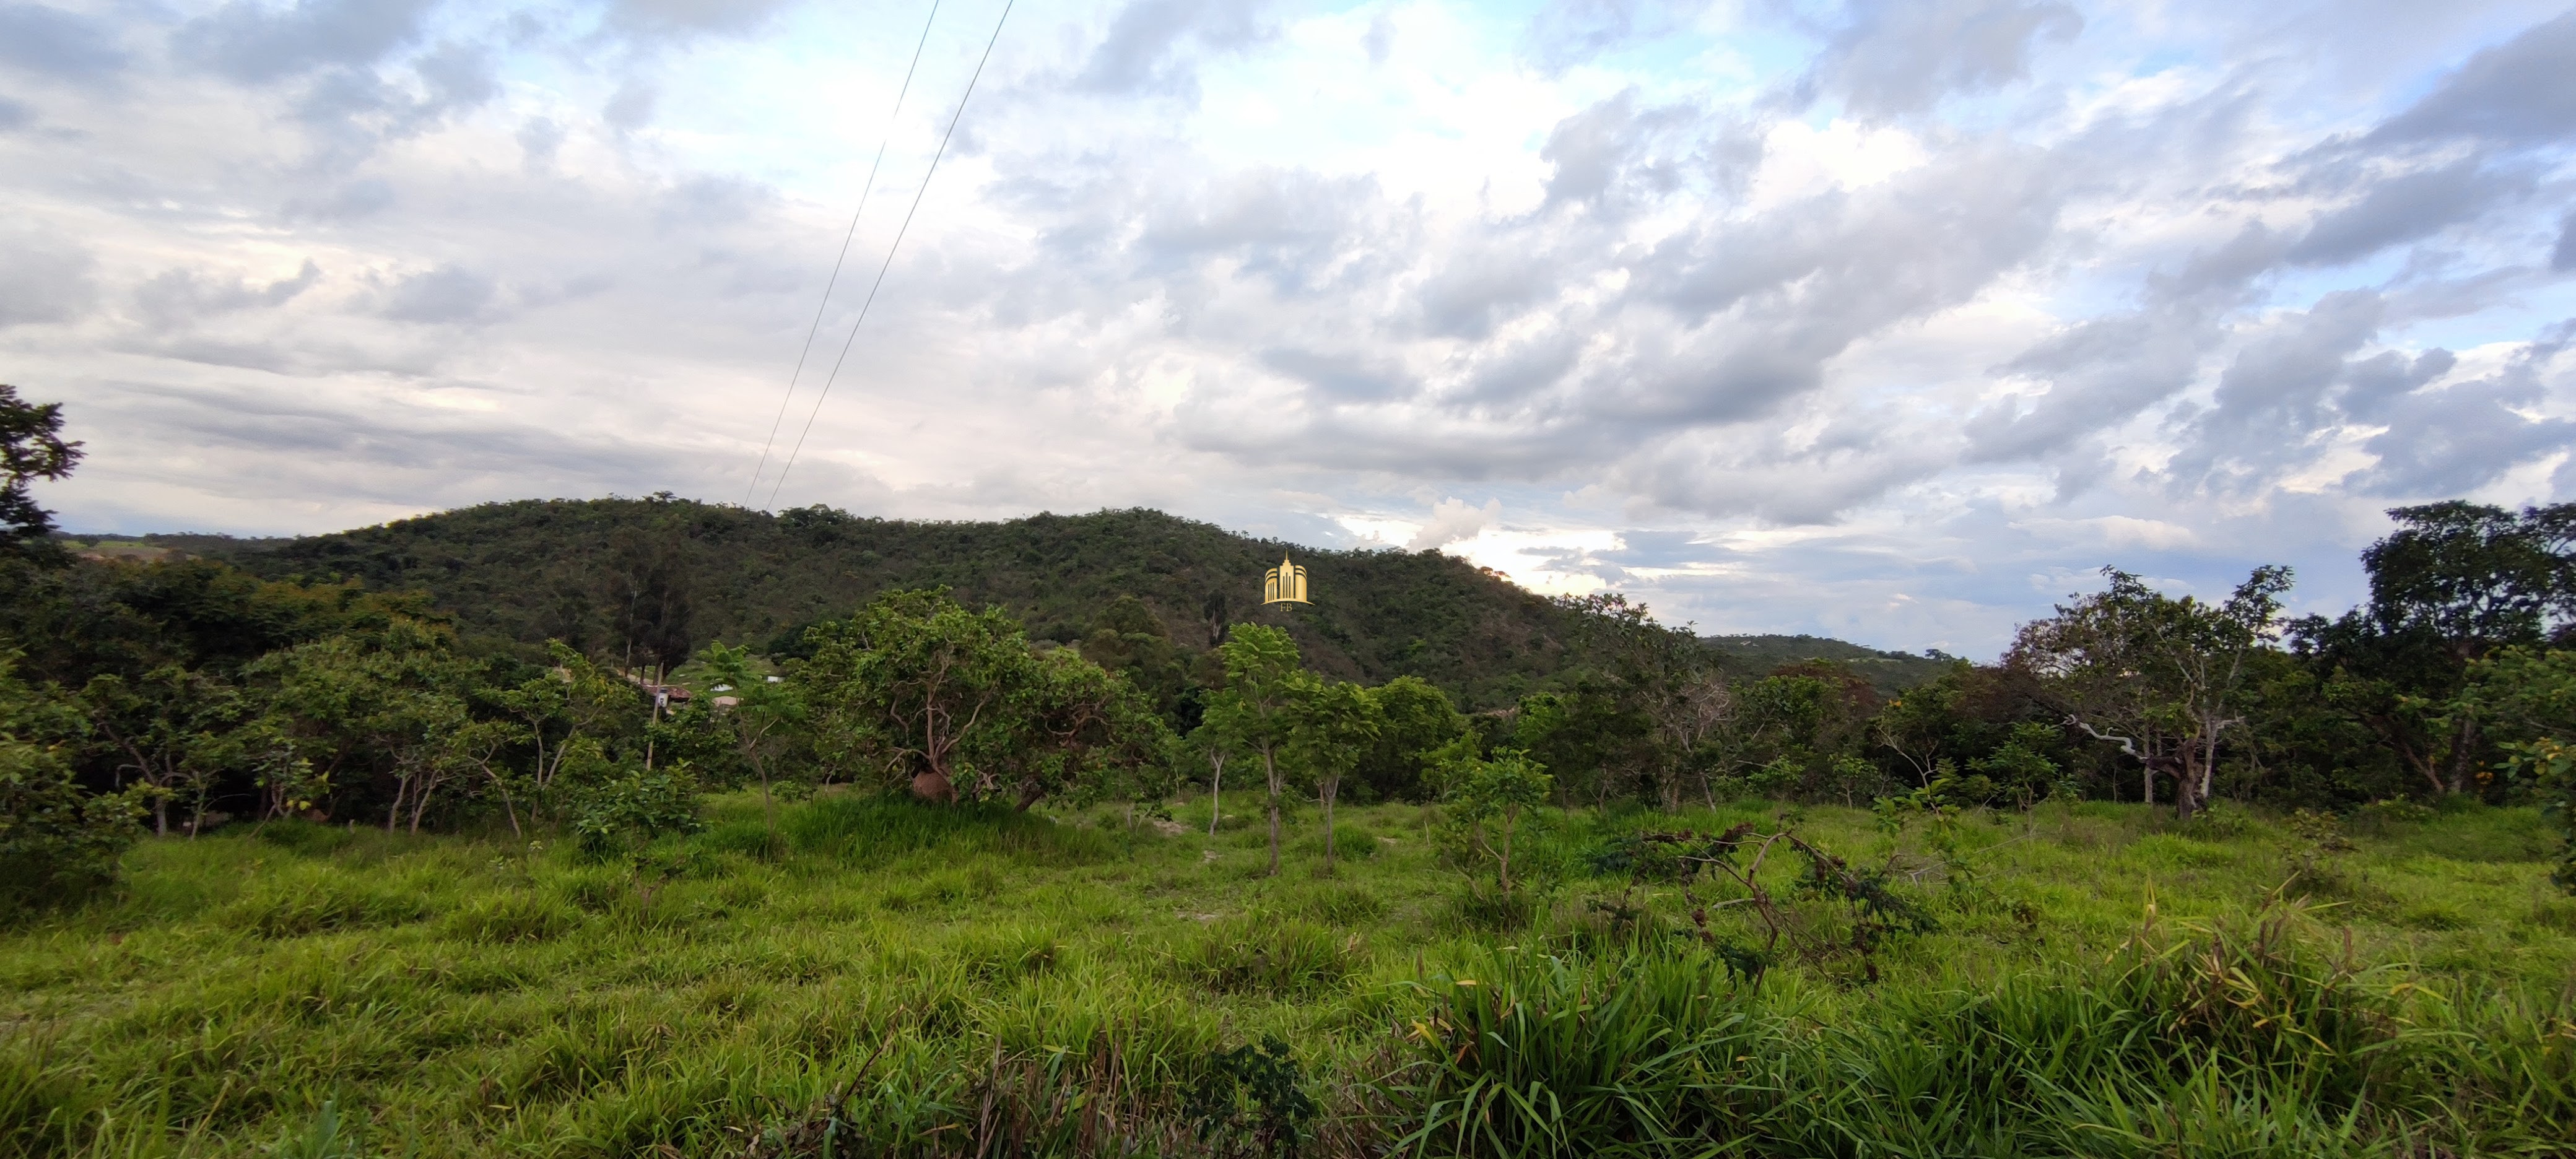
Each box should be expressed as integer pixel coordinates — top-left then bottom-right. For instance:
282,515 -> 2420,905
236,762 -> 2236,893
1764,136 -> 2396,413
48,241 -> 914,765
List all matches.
7,0 -> 2575,654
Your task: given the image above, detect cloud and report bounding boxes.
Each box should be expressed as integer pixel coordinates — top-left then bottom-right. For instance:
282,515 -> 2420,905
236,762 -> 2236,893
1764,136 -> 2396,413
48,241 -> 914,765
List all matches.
14,0 -> 2576,656
2285,160 -> 2533,267
1077,0 -> 1274,95
2363,10 -> 2576,149
132,260 -> 323,328
1799,0 -> 2082,119
175,0 -> 440,84
601,0 -> 800,41
1408,497 -> 1501,550
381,264 -> 497,324
0,228 -> 95,327
0,3 -> 128,80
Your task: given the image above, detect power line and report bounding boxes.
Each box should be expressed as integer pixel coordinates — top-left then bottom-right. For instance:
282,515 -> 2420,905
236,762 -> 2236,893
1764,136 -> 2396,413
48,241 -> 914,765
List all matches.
765,0 -> 1016,509
743,0 -> 946,507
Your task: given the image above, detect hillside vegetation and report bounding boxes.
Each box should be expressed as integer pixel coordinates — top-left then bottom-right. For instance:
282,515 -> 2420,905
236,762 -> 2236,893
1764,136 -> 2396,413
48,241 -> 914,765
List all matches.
89,501 -> 1947,711
122,500 -> 1600,710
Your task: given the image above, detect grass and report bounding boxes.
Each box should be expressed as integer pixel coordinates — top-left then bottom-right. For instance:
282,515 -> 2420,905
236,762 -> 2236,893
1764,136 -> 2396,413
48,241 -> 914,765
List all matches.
2,793 -> 2571,1157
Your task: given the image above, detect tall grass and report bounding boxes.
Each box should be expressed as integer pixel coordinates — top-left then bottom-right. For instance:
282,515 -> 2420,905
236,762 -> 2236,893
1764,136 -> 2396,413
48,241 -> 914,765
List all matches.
2,796 -> 2569,1157
1382,916 -> 2576,1157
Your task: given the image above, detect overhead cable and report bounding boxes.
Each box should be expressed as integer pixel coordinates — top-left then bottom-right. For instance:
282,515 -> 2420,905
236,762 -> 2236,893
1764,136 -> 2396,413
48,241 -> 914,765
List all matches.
743,0 -> 946,506
765,0 -> 1016,509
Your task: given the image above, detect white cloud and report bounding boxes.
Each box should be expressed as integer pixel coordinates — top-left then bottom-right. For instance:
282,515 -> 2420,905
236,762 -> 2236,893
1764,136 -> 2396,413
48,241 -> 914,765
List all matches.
10,0 -> 2576,656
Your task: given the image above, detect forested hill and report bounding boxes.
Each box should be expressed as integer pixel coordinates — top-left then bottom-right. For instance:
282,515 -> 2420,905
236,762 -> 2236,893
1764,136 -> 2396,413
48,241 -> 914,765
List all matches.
1704,634 -> 1953,694
116,499 -> 1586,708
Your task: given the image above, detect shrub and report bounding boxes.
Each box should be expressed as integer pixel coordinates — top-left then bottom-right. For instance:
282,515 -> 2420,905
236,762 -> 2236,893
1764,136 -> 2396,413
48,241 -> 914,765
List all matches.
572,765 -> 704,856
0,734 -> 139,922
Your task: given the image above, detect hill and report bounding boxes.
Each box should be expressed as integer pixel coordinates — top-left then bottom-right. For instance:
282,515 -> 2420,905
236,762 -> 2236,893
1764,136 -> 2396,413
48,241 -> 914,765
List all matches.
72,500 -> 1954,708
106,499 -> 1583,708
1704,633 -> 1952,695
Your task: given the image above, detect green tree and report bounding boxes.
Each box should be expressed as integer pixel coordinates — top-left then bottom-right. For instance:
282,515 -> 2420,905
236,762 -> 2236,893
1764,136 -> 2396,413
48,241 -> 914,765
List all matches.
2295,503 -> 2576,795
247,617 -> 474,831
1204,624 -> 1302,876
697,641 -> 805,848
0,654 -> 139,918
2011,566 -> 2291,818
2457,647 -> 2576,888
803,589 -> 1036,805
1185,718 -> 1234,836
1289,677 -> 1380,871
1554,593 -> 1727,808
1433,744 -> 1553,892
1352,675 -> 1466,804
992,647 -> 1170,810
76,665 -> 244,836
0,384 -> 81,564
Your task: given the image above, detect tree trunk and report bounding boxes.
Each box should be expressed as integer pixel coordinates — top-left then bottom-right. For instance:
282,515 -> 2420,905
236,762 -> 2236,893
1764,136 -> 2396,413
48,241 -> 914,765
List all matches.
759,768 -> 777,852
2445,715 -> 2476,795
1498,807 -> 1515,892
1262,745 -> 1281,877
1321,777 -> 1338,872
1208,753 -> 1224,837
494,778 -> 523,840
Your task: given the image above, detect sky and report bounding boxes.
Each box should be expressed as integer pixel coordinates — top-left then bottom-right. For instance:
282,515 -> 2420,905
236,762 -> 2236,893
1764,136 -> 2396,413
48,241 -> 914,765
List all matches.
6,0 -> 2575,657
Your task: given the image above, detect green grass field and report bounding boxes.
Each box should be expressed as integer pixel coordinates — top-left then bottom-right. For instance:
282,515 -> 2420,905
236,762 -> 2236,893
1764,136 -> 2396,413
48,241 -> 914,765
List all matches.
6,794 -> 2573,1157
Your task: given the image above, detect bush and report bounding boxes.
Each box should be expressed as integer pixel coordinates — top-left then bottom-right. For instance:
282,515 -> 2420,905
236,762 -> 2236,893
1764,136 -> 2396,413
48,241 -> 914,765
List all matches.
572,765 -> 704,856
0,741 -> 139,921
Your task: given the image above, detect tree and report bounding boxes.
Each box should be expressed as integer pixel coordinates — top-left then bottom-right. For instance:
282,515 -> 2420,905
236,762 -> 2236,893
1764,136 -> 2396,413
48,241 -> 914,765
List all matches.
803,589 -> 1036,805
1352,675 -> 1467,803
2456,647 -> 2576,889
1,653 -> 138,918
1289,677 -> 1380,871
0,384 -> 82,564
1553,593 -> 1726,808
2294,502 -> 2576,794
76,666 -> 244,836
1186,718 -> 1234,836
491,643 -> 646,819
247,617 -> 472,832
1203,624 -> 1302,876
1508,681 -> 1650,806
1433,744 -> 1553,892
2011,566 -> 2291,818
697,641 -> 804,848
991,647 -> 1169,810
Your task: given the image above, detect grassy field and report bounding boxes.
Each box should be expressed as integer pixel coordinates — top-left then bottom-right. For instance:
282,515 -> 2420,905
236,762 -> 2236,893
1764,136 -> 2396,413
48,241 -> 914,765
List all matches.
5,793 -> 2574,1158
